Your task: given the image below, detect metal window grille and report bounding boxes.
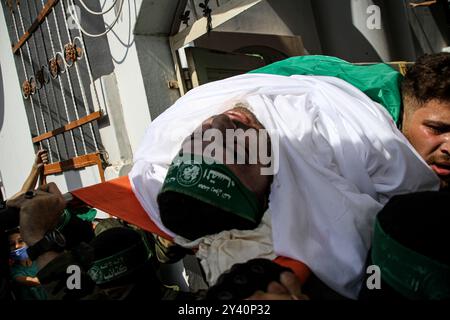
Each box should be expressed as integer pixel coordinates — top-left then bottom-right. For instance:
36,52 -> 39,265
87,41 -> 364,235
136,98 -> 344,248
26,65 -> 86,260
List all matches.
3,0 -> 106,182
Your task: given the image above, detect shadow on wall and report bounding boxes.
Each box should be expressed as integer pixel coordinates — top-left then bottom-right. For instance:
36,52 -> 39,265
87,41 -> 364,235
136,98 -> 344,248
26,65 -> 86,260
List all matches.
266,0 -> 323,55
106,0 -> 137,65
310,0 -> 382,62
80,0 -> 115,79
0,63 -> 4,132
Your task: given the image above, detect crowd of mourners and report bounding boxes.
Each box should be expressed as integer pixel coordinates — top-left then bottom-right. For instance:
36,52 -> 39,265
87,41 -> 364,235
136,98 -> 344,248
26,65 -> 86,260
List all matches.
1,53 -> 449,301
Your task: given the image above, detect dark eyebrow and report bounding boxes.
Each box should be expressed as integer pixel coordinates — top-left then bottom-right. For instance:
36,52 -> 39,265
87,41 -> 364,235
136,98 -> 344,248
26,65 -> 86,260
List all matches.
423,120 -> 450,130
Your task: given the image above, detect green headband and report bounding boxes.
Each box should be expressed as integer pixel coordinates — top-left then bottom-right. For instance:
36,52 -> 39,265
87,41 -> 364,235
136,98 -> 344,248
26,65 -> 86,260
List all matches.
160,154 -> 263,223
87,243 -> 149,285
372,218 -> 450,300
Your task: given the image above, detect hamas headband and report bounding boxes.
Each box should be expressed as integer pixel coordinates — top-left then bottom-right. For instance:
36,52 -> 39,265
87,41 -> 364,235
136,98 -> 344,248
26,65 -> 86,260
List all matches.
87,242 -> 149,285
160,154 -> 263,223
372,218 -> 450,300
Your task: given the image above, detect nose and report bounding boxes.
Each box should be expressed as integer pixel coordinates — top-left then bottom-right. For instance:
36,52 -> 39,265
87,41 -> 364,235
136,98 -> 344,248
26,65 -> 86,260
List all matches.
441,136 -> 450,156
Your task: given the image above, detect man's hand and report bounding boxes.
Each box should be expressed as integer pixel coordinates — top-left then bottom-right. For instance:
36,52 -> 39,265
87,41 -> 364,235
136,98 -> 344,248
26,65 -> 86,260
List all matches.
6,183 -> 66,246
33,149 -> 48,170
246,272 -> 309,300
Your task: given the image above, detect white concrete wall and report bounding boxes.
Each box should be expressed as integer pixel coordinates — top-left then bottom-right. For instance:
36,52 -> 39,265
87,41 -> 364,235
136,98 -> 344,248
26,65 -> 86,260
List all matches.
101,0 -> 151,155
0,5 -> 36,198
217,0 -> 323,54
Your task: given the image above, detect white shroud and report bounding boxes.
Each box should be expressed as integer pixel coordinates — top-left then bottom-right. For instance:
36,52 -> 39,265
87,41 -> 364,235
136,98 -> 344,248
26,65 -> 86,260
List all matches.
129,74 -> 439,298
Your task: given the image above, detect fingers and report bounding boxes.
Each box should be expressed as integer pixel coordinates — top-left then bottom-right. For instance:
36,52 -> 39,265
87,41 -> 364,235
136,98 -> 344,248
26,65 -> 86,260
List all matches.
39,182 -> 61,196
279,272 -> 302,297
267,281 -> 289,295
280,272 -> 309,300
35,149 -> 49,165
8,183 -> 64,209
246,271 -> 309,301
246,290 -> 293,300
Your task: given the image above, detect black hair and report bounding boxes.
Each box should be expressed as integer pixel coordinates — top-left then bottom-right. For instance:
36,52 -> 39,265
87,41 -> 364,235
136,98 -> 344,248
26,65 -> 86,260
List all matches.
402,53 -> 450,109
157,191 -> 259,241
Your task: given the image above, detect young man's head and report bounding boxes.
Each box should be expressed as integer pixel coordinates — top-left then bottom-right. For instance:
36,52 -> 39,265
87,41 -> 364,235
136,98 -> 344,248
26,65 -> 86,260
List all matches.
8,228 -> 24,251
401,53 -> 450,189
158,104 -> 274,240
7,228 -> 29,262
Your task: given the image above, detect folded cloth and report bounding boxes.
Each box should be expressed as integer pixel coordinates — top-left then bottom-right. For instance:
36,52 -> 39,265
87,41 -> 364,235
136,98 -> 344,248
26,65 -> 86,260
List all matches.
174,211 -> 275,286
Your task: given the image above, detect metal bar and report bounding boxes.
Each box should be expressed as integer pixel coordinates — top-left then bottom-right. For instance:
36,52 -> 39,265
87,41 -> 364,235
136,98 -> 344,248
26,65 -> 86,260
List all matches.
50,1 -> 85,156
31,0 -> 69,161
16,4 -> 53,162
12,0 -> 60,54
63,0 -> 100,152
38,0 -> 75,160
24,1 -> 62,161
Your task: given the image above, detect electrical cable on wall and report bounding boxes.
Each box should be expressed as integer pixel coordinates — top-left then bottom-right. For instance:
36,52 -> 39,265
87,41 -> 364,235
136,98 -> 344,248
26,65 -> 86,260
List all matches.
69,0 -> 125,38
77,0 -> 120,15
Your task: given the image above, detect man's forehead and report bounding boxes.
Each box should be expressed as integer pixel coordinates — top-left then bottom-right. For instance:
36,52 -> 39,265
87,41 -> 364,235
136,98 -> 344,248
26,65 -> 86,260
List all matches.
419,100 -> 450,119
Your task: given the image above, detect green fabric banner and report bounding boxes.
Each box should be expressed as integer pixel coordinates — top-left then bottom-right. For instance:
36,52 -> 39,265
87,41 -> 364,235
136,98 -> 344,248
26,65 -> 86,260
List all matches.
250,55 -> 403,124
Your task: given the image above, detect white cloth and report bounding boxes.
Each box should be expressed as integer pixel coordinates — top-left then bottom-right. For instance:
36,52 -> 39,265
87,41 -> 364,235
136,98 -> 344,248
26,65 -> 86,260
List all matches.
129,74 -> 440,299
174,211 -> 275,286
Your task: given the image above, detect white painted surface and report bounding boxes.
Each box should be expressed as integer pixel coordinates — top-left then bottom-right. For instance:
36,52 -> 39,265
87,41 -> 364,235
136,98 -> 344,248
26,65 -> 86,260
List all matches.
102,0 -> 152,155
217,0 -> 322,54
0,4 -> 35,198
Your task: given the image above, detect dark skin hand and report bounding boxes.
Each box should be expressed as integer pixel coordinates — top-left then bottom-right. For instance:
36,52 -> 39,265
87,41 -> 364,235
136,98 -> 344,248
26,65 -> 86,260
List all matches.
9,149 -> 49,201
246,271 -> 309,300
7,182 -> 66,269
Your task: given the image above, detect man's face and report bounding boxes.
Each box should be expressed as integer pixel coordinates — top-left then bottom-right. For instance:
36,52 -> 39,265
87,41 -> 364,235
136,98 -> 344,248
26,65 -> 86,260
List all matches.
402,99 -> 450,189
180,106 -> 273,203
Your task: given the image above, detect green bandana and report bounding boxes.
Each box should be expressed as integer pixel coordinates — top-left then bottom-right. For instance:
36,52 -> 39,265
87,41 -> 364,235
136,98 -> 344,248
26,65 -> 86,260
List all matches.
87,243 -> 147,285
160,154 -> 263,223
372,218 -> 450,300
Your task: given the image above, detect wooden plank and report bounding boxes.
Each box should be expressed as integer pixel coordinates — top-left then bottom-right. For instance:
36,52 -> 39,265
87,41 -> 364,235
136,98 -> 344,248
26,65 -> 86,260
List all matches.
170,0 -> 263,50
32,111 -> 102,143
44,152 -> 105,182
12,0 -> 60,54
353,61 -> 413,75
